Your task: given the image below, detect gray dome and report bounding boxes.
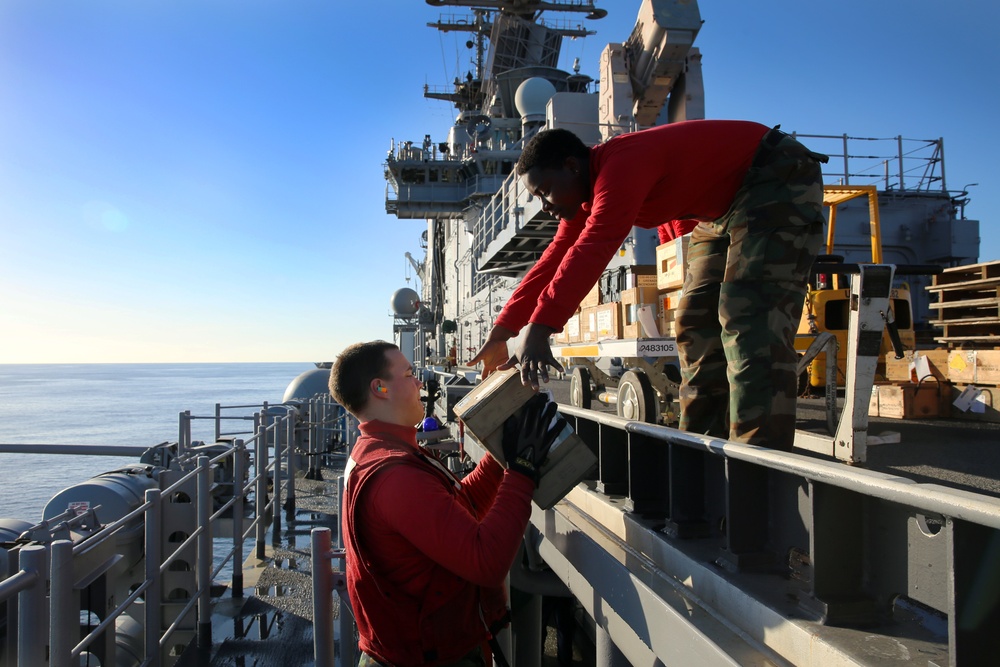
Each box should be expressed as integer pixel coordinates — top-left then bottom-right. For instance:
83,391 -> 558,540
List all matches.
283,368 -> 331,402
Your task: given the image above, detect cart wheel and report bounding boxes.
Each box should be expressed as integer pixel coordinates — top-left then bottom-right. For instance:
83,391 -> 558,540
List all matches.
617,370 -> 658,423
569,366 -> 592,409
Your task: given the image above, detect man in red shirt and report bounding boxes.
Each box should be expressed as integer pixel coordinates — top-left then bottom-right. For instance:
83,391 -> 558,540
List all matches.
330,340 -> 563,666
472,120 -> 826,450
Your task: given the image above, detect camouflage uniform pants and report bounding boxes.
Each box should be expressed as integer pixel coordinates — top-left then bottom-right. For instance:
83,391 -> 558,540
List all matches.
676,129 -> 826,451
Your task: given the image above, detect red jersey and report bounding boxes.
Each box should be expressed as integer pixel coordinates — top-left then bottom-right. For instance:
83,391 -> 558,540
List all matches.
495,119 -> 769,331
342,420 -> 535,666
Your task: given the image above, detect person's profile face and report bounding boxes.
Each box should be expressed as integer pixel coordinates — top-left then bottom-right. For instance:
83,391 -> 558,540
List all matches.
523,158 -> 587,221
381,349 -> 425,426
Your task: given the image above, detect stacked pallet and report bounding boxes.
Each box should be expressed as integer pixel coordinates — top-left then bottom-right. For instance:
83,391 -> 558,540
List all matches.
927,260 -> 1000,346
912,260 -> 1000,421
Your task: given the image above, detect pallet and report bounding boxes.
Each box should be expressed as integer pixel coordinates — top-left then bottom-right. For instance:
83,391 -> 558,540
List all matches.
926,261 -> 1000,346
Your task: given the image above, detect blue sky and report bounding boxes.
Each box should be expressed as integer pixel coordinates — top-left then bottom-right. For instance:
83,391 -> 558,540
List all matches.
2,0 -> 997,363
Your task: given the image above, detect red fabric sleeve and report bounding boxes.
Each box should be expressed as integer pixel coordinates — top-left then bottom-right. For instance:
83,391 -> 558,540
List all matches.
460,453 -> 505,520
493,212 -> 587,334
657,219 -> 699,244
369,464 -> 535,588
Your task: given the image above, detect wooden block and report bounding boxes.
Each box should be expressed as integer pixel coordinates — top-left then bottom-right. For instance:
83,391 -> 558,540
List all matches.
655,234 -> 691,290
453,369 -> 598,509
869,382 -> 949,419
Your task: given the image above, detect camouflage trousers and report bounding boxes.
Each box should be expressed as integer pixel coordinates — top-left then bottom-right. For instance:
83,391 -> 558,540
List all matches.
676,130 -> 826,451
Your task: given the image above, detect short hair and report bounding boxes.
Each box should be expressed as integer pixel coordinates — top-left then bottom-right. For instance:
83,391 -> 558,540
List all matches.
516,128 -> 589,175
329,340 -> 397,415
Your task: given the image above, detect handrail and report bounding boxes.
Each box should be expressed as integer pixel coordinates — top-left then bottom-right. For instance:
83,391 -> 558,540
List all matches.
0,394 -> 348,667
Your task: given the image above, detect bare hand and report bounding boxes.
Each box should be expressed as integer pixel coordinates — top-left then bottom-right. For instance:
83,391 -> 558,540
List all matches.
513,323 -> 563,389
470,326 -> 516,378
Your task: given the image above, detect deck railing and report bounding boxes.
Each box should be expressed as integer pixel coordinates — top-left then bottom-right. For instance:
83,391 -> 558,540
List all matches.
0,394 -> 347,667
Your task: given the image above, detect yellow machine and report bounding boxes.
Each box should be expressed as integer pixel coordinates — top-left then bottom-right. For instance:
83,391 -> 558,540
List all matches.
796,185 -> 915,389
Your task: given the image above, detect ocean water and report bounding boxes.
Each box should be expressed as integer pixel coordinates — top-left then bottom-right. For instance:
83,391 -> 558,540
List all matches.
0,362 -> 315,524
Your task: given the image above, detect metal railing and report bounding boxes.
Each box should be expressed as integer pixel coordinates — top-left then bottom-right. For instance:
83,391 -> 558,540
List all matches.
0,394 -> 347,667
457,404 -> 1000,666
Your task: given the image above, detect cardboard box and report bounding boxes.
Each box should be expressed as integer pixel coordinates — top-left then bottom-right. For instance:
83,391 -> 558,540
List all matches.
452,369 -> 598,509
947,350 -> 1000,386
580,281 -> 601,308
621,286 -> 661,338
624,265 -> 658,289
656,234 -> 691,290
594,302 -> 622,340
885,349 -> 950,383
580,306 -> 598,342
869,382 -> 949,419
564,313 -> 581,344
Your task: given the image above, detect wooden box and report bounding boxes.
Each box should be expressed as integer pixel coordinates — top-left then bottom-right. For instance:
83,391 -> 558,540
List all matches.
624,265 -> 658,289
947,350 -> 1000,386
885,349 -> 951,383
949,384 -> 1000,423
869,382 -> 949,419
621,286 -> 660,338
594,302 -> 622,340
655,234 -> 691,290
452,369 -> 598,509
657,288 -> 683,338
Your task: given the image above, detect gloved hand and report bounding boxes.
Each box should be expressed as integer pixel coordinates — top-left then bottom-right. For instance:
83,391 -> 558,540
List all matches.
501,393 -> 566,485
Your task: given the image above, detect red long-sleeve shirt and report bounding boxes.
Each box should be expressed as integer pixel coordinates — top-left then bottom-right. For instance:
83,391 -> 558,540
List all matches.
343,420 -> 535,665
495,119 -> 769,332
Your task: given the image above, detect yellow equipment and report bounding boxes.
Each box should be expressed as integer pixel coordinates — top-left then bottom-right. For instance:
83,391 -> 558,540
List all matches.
796,185 -> 915,389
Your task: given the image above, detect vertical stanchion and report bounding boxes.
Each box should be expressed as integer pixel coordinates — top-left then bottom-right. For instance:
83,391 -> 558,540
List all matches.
312,527 -> 334,667
256,419 -> 268,560
144,489 -> 163,667
215,403 -> 222,442
232,439 -> 245,598
338,551 -> 356,667
196,455 -> 212,648
48,539 -> 74,667
337,475 -> 346,551
17,544 -> 47,667
272,413 -> 282,545
178,411 -> 187,457
285,407 -> 297,516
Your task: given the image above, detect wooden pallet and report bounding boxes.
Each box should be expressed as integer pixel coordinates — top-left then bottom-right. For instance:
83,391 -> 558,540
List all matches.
926,260 -> 1000,346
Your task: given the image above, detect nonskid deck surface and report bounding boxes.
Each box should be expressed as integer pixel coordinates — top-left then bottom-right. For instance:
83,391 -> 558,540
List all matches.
175,454 -> 347,667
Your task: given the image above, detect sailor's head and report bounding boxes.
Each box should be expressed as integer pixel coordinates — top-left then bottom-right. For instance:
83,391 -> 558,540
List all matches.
517,128 -> 590,222
330,341 -> 425,426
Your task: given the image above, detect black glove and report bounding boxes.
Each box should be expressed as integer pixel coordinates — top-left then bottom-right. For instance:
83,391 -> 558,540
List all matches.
501,394 -> 566,485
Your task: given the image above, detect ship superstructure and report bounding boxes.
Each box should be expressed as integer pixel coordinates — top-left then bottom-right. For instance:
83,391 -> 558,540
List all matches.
385,0 -> 980,364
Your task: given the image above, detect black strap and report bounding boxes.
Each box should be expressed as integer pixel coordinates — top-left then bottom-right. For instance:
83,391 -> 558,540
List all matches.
487,610 -> 512,667
488,635 -> 511,667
